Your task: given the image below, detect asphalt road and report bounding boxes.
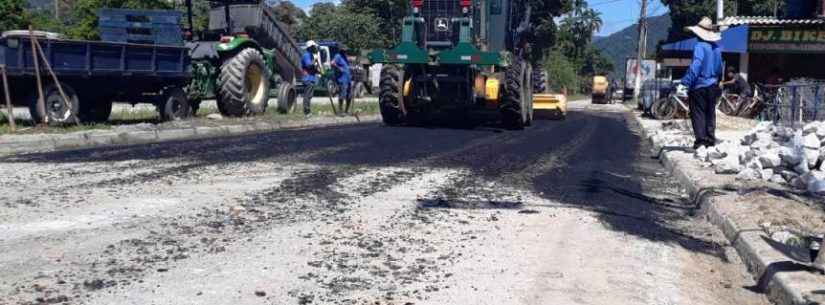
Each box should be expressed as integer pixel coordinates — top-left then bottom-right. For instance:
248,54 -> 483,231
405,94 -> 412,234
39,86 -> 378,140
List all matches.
0,101 -> 768,305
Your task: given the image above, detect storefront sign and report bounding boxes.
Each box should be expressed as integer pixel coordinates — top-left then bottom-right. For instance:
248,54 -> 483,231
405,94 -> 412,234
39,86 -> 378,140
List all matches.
749,28 -> 825,53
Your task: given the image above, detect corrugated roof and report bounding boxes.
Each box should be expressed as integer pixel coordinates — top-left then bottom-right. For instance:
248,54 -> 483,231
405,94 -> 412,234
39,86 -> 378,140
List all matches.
719,16 -> 825,26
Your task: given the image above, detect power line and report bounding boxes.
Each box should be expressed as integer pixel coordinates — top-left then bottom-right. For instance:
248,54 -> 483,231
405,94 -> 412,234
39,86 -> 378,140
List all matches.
589,0 -> 624,7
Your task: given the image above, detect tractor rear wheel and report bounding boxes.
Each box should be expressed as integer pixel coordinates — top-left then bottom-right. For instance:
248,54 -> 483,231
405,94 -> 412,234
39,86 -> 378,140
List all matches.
501,59 -> 527,130
217,48 -> 270,117
378,65 -> 405,126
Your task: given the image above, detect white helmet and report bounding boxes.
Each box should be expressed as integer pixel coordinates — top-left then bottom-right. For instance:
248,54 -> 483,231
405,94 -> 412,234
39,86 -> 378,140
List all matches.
305,40 -> 318,49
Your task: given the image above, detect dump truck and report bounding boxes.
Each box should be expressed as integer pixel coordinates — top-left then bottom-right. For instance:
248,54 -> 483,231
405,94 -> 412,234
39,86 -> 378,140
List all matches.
368,0 -> 534,129
184,0 -> 301,116
591,75 -> 608,104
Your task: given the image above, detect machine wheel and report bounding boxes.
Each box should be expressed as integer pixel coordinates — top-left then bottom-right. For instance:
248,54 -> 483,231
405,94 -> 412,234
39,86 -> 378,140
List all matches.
378,65 -> 405,126
159,87 -> 192,121
501,59 -> 527,130
29,81 -> 79,125
532,69 -> 547,94
78,94 -> 113,123
217,48 -> 270,116
276,82 -> 298,114
524,63 -> 534,126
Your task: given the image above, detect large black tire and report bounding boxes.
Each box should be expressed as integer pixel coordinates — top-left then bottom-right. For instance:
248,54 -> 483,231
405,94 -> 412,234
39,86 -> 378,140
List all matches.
378,65 -> 405,126
532,69 -> 547,94
78,98 -> 113,123
217,48 -> 270,117
276,82 -> 298,114
29,82 -> 79,125
501,59 -> 527,130
524,63 -> 534,126
159,87 -> 192,121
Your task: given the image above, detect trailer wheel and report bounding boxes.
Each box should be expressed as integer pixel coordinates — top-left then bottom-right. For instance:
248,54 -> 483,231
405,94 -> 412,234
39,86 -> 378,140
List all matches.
501,59 -> 526,130
78,97 -> 113,123
378,65 -> 405,126
276,82 -> 297,113
217,48 -> 270,116
29,82 -> 79,125
159,87 -> 192,121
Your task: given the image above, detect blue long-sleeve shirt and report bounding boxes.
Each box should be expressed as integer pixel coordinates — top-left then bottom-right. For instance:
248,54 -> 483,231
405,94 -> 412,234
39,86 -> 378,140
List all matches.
301,52 -> 318,84
680,41 -> 722,90
332,54 -> 351,84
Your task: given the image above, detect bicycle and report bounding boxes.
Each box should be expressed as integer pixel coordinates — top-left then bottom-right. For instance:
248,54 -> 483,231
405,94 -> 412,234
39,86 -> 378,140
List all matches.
652,85 -> 689,120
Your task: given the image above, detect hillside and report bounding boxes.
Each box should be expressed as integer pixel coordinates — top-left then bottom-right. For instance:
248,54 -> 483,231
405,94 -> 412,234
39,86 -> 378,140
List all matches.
593,14 -> 671,78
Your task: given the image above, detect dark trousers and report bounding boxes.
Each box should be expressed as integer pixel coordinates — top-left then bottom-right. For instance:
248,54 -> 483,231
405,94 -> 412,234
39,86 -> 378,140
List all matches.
688,86 -> 721,145
302,81 -> 316,115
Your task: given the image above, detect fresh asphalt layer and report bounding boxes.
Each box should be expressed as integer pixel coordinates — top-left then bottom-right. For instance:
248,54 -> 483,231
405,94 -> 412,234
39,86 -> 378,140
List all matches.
0,101 -> 769,305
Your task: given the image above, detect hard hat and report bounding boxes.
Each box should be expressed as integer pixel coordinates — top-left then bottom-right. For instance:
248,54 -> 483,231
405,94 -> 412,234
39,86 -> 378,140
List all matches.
305,40 -> 318,48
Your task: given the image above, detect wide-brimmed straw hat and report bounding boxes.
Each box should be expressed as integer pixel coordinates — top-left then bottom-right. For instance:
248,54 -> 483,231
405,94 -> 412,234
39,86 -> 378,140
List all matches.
685,17 -> 721,42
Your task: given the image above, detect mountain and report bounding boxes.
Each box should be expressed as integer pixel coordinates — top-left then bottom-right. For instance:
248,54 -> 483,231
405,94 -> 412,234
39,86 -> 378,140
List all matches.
593,14 -> 671,78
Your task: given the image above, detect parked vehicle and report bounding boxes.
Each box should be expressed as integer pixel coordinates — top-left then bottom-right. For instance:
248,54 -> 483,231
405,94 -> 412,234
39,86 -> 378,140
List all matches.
0,27 -> 191,125
368,0 -> 535,128
185,0 -> 301,115
296,40 -> 372,98
592,75 -> 609,104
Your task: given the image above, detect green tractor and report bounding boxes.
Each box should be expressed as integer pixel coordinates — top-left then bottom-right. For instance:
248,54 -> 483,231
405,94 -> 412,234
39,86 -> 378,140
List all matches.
185,0 -> 301,116
369,0 -> 534,129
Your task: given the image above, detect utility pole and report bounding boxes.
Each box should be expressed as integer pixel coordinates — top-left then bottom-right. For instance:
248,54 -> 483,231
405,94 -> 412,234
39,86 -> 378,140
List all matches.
717,0 -> 724,21
633,0 -> 647,107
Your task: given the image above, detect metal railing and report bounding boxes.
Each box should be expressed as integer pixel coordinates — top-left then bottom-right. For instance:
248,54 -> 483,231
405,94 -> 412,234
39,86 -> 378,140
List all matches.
756,82 -> 825,128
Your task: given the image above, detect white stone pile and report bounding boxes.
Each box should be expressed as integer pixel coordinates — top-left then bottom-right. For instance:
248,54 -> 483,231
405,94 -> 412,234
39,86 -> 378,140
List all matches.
694,121 -> 825,194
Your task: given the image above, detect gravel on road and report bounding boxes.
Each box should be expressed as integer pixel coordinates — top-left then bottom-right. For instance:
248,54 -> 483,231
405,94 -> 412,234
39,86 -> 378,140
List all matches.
0,101 -> 768,305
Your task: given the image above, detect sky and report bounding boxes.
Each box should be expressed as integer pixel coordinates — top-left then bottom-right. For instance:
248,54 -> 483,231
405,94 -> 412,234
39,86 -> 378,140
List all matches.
288,0 -> 668,37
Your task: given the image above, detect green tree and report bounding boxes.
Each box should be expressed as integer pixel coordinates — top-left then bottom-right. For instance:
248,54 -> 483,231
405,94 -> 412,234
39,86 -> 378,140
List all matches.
270,0 -> 306,37
341,0 -> 408,48
526,0 -> 575,63
544,48 -> 579,93
297,3 -> 385,52
0,0 -> 28,33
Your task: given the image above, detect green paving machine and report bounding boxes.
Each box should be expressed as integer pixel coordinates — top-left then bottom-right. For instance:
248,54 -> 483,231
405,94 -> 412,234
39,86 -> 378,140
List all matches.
185,0 -> 301,116
369,0 -> 534,128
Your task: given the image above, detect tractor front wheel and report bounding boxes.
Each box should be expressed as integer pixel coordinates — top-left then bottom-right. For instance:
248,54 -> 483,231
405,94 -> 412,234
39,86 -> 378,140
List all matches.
501,59 -> 527,130
378,65 -> 405,126
217,48 -> 270,117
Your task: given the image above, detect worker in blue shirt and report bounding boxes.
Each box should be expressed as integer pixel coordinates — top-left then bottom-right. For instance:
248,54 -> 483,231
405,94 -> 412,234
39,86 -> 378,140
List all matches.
301,41 -> 320,117
331,46 -> 352,115
681,17 -> 723,149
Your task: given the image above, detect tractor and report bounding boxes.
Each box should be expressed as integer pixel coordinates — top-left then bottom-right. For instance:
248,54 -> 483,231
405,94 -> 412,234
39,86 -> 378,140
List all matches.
368,0 -> 535,129
184,0 -> 302,116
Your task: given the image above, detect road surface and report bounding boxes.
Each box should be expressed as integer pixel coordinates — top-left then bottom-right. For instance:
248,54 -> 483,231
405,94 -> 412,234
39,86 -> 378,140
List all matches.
0,101 -> 768,305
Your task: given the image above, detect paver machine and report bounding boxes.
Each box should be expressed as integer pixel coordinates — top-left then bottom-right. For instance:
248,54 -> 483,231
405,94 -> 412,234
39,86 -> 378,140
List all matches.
368,0 -> 535,129
184,0 -> 301,116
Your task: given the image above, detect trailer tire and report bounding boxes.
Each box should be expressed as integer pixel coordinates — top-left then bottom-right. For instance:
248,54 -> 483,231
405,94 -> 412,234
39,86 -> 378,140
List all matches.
217,48 -> 270,117
78,96 -> 113,123
378,65 -> 405,126
159,87 -> 192,121
29,82 -> 79,125
276,82 -> 297,114
501,59 -> 526,130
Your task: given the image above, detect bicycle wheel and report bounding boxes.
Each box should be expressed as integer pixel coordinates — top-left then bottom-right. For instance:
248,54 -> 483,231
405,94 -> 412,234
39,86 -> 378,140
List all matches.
718,95 -> 739,116
653,98 -> 676,120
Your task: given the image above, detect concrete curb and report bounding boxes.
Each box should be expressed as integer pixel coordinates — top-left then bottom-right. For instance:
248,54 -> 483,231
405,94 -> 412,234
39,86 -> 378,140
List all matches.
0,115 -> 381,156
628,109 -> 825,305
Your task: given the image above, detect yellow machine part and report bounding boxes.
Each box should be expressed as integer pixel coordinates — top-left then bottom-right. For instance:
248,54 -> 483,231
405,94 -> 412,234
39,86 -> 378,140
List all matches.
485,78 -> 500,103
533,93 -> 567,119
592,75 -> 608,95
403,78 -> 413,97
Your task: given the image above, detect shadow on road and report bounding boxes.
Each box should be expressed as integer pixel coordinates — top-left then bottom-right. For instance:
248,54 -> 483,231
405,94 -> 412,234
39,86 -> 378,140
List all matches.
2,110 -> 724,258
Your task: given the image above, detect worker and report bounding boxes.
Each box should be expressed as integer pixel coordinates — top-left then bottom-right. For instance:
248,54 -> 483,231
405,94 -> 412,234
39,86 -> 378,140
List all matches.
681,17 -> 723,149
301,40 -> 321,118
331,46 -> 352,115
720,66 -> 752,98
